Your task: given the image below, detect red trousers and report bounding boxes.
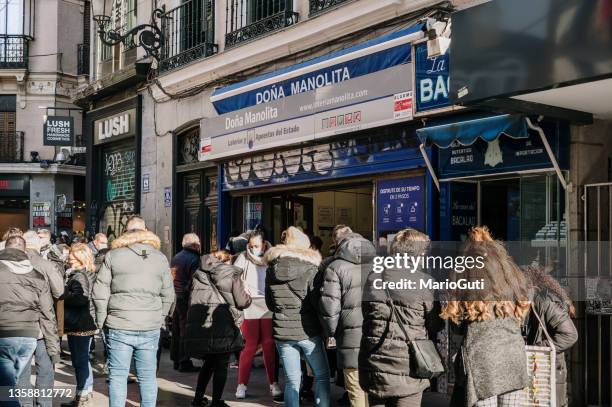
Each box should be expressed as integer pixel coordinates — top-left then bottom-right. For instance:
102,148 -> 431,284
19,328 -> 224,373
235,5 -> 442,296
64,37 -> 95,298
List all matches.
238,318 -> 276,385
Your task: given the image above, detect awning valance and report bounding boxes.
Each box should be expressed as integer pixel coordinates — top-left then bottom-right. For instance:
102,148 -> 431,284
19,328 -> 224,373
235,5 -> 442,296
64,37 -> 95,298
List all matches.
416,114 -> 528,148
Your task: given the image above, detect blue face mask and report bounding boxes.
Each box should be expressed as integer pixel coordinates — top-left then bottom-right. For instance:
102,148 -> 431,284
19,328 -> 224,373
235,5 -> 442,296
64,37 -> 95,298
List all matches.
250,247 -> 263,257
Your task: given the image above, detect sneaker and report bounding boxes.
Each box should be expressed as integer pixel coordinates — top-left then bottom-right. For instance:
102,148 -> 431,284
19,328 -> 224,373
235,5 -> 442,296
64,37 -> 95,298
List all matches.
270,382 -> 282,397
235,383 -> 247,399
273,393 -> 284,404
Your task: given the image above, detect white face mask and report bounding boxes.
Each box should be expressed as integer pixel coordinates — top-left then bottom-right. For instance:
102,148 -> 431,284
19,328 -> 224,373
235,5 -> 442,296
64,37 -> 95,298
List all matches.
250,247 -> 263,257
98,243 -> 108,250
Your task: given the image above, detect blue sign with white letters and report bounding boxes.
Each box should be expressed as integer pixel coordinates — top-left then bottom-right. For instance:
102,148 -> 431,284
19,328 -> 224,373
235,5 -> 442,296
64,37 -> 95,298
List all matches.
376,177 -> 425,233
415,42 -> 450,111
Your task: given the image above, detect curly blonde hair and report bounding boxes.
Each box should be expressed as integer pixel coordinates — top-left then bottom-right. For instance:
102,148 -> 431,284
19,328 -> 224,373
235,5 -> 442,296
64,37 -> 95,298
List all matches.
440,226 -> 530,324
70,243 -> 95,273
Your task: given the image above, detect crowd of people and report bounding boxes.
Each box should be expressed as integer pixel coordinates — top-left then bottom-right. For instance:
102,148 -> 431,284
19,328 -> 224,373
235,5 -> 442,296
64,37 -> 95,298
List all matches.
0,217 -> 578,407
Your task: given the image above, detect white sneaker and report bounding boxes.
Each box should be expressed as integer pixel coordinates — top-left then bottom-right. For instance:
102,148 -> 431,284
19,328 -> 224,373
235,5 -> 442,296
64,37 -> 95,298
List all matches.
236,384 -> 247,399
270,382 -> 282,397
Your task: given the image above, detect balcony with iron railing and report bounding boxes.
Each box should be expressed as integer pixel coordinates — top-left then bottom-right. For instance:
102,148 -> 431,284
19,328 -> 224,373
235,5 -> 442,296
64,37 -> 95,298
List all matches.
0,35 -> 29,69
225,0 -> 298,49
309,0 -> 350,16
0,131 -> 24,162
160,0 -> 218,73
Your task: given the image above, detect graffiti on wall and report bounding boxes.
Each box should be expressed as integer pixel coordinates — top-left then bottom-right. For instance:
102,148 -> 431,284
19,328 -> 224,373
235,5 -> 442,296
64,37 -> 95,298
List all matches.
223,128 -> 420,189
101,146 -> 136,240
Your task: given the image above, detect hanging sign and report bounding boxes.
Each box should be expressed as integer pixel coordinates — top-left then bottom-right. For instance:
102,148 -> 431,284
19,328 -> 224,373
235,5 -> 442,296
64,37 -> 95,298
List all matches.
43,116 -> 74,146
414,42 -> 450,112
376,176 -> 424,233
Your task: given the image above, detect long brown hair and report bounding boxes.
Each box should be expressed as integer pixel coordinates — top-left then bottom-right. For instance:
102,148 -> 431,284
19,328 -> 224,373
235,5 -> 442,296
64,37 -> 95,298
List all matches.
441,226 -> 531,324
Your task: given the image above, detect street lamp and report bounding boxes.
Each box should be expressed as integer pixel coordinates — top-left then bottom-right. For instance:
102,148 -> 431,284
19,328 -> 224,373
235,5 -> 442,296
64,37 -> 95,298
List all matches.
91,0 -> 164,61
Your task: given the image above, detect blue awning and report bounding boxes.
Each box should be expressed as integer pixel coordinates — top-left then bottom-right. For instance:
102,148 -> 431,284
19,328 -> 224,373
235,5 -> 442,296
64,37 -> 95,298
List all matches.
416,114 -> 529,148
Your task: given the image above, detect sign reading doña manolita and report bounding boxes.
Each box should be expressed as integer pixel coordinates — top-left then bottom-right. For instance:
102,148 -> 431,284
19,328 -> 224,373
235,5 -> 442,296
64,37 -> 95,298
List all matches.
43,116 -> 74,146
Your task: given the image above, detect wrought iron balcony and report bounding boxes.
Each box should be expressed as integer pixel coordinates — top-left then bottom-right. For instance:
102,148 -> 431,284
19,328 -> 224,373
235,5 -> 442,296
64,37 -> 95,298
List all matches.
77,43 -> 90,76
0,35 -> 29,69
159,0 -> 218,72
0,131 -> 24,162
225,0 -> 298,48
309,0 -> 350,16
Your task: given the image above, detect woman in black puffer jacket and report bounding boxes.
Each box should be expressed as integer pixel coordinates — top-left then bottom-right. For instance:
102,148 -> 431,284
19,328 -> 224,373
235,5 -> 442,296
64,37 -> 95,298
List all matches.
64,243 -> 97,406
184,250 -> 252,407
264,226 -> 330,407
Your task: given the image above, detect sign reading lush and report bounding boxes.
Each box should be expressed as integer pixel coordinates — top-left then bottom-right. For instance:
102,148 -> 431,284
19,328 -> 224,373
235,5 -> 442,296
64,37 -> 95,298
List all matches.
43,116 -> 74,146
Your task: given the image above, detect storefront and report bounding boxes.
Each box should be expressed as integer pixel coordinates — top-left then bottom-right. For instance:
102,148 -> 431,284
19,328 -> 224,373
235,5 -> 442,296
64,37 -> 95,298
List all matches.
85,97 -> 141,240
0,175 -> 30,232
200,24 -> 435,250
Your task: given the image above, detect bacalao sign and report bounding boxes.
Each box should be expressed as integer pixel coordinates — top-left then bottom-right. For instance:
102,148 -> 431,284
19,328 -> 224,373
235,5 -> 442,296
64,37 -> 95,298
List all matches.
200,25 -> 424,161
93,108 -> 136,145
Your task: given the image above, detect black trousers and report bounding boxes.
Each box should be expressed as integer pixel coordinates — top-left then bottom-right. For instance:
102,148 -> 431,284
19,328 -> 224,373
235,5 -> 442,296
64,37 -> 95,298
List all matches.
171,295 -> 190,365
194,353 -> 231,403
368,392 -> 423,407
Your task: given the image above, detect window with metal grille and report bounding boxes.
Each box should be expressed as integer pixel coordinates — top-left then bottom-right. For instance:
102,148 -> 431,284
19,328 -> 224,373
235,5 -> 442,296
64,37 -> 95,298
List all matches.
96,0 -> 137,77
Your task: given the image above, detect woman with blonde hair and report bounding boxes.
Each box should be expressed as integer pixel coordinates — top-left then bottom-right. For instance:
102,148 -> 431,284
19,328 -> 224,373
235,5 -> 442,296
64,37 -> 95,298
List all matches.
442,226 -> 530,407
62,243 -> 97,407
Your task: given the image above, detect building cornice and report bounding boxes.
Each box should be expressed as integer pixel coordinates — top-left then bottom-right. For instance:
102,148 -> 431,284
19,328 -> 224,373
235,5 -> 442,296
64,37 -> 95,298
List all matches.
0,163 -> 86,176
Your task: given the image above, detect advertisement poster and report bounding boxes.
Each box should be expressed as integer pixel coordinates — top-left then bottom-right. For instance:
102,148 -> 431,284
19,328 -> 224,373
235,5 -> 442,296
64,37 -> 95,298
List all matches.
57,203 -> 73,230
376,177 -> 424,233
32,202 -> 52,227
247,202 -> 263,230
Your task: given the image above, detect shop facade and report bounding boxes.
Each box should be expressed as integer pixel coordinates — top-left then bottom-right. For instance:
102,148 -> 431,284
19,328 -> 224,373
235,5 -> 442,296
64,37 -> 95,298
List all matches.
199,24 -> 436,251
84,97 -> 141,240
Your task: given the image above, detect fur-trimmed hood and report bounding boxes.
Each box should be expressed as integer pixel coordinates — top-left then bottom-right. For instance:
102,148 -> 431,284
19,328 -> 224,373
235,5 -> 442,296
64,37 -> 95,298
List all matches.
264,245 -> 322,266
111,230 -> 161,250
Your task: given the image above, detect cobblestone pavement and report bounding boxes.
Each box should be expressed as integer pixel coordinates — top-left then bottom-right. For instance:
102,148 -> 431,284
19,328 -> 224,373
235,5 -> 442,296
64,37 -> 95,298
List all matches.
33,336 -> 449,406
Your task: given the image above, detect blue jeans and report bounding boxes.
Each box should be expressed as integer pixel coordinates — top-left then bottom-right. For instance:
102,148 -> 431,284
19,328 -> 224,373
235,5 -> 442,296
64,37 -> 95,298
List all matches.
16,339 -> 55,407
67,335 -> 93,394
277,336 -> 330,407
106,329 -> 160,407
0,337 -> 37,407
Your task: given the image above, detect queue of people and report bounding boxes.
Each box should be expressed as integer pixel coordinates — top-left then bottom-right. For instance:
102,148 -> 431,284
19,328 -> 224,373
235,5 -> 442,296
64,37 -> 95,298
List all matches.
0,218 -> 578,407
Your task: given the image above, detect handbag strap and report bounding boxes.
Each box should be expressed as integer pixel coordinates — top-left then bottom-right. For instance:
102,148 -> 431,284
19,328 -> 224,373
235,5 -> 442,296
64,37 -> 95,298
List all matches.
530,304 -> 556,352
385,287 -> 414,343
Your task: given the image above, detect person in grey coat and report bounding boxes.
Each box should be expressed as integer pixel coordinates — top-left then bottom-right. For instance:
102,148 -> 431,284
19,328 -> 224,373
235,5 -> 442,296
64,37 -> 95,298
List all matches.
523,265 -> 578,407
92,216 -> 174,407
318,228 -> 375,407
359,228 -> 439,407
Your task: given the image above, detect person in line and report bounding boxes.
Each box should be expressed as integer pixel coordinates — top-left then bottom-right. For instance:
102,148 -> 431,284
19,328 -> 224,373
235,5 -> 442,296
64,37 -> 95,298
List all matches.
319,226 -> 375,407
442,226 -> 530,407
184,249 -> 252,407
359,228 -> 439,407
522,265 -> 578,407
0,236 -> 60,407
87,233 -> 108,258
233,230 -> 282,400
170,233 -> 202,372
17,231 -> 65,407
61,243 -> 98,407
265,226 -> 330,407
93,216 -> 175,407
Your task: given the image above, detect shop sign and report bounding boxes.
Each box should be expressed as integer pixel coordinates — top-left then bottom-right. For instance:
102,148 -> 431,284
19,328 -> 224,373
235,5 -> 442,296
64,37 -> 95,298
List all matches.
376,177 -> 424,233
414,42 -> 450,112
438,132 -> 565,178
32,202 -> 52,227
439,183 -> 477,241
94,108 -> 136,145
201,64 -> 413,161
43,116 -> 74,146
0,175 -> 29,197
57,203 -> 73,230
222,129 -> 422,190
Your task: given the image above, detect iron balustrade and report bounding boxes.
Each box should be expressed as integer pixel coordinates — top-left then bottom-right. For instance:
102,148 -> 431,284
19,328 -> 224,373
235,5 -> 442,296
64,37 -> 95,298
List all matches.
0,131 -> 24,162
309,0 -> 350,16
0,35 -> 29,69
77,43 -> 90,75
160,0 -> 217,72
225,0 -> 298,48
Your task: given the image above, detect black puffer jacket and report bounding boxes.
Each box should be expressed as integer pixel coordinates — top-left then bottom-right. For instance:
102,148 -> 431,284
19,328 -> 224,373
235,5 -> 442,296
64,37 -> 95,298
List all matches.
359,266 -> 438,398
184,255 -> 252,357
318,233 -> 375,369
525,288 -> 577,407
264,245 -> 322,342
64,269 -> 97,333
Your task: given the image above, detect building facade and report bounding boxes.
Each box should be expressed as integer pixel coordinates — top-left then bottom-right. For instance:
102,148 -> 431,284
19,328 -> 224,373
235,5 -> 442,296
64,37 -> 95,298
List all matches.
0,0 -> 88,235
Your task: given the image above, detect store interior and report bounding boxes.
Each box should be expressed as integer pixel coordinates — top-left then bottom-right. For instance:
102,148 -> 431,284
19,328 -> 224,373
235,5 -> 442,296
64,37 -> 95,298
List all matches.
233,183 -> 373,255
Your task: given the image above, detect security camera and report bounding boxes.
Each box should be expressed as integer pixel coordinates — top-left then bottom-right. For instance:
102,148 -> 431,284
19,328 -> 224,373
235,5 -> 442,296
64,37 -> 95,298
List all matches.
40,160 -> 50,169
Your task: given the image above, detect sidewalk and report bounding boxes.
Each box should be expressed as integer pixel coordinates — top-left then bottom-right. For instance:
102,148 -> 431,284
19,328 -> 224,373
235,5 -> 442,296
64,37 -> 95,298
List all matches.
47,336 -> 450,407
